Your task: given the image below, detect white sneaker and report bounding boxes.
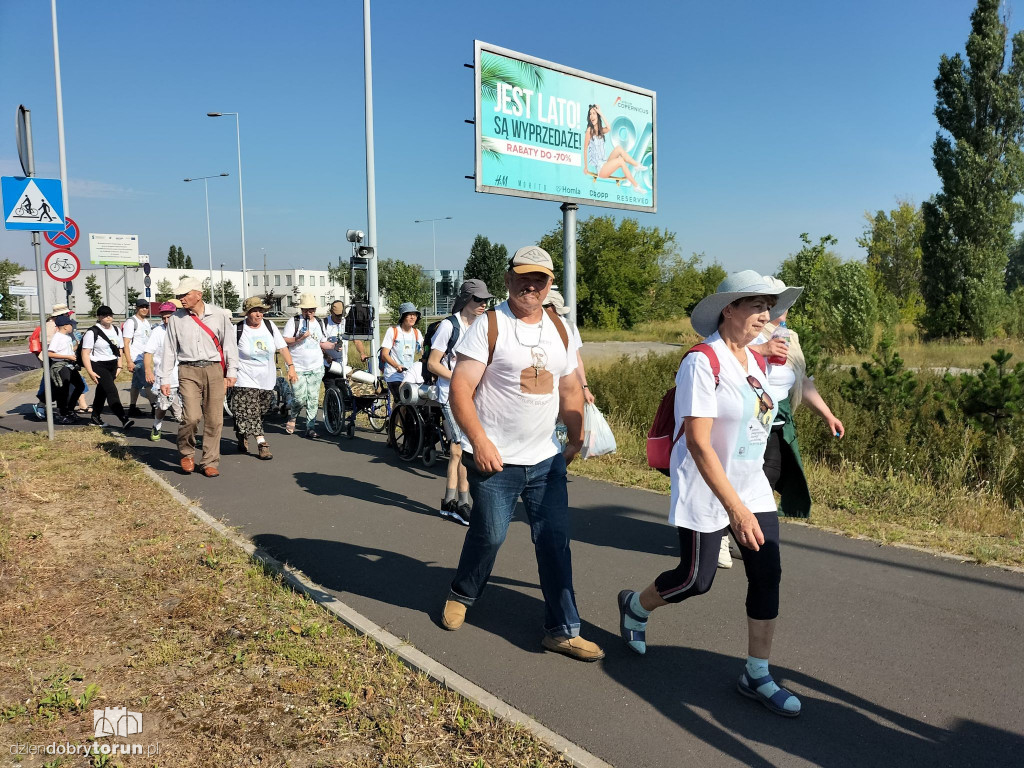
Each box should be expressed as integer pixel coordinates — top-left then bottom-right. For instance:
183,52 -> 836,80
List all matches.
718,536 -> 733,569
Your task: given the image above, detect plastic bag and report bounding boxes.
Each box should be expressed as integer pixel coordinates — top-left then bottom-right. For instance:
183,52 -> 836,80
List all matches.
581,403 -> 617,459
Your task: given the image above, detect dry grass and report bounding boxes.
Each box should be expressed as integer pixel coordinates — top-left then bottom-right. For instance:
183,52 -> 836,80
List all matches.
569,414 -> 1024,567
579,318 -> 699,345
0,431 -> 572,767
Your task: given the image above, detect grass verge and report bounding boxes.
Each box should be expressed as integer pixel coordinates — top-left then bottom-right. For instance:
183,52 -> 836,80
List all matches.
569,414 -> 1024,567
0,431 -> 572,767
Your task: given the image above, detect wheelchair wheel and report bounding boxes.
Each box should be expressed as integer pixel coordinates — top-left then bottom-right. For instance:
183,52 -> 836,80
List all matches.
367,398 -> 388,433
322,387 -> 346,436
422,447 -> 437,467
388,404 -> 423,461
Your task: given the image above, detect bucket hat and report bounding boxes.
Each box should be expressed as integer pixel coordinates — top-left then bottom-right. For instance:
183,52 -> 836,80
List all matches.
243,296 -> 271,313
397,301 -> 421,320
689,270 -> 803,337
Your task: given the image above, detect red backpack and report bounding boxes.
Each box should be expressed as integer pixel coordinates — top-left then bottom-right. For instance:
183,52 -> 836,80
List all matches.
28,326 -> 43,356
646,344 -> 766,474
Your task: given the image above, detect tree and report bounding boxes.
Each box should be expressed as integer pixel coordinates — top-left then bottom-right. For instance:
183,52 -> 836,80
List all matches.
155,278 -> 174,302
0,259 -> 27,320
857,200 -> 925,324
777,233 -> 877,356
212,280 -> 241,311
464,235 -> 509,300
1006,232 -> 1024,292
184,253 -> 194,269
540,216 -> 674,329
85,274 -> 104,314
167,245 -> 178,268
127,287 -> 141,307
166,244 -> 188,268
921,0 -> 1024,338
377,258 -> 432,322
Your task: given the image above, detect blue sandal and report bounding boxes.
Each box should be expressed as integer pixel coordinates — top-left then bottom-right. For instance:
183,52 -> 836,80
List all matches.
737,671 -> 801,717
617,590 -> 647,655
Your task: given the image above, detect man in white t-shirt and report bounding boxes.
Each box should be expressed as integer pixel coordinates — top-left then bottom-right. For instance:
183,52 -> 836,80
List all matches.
283,293 -> 328,438
439,246 -> 602,663
122,298 -> 155,417
426,278 -> 493,526
144,301 -> 183,441
380,302 -> 423,401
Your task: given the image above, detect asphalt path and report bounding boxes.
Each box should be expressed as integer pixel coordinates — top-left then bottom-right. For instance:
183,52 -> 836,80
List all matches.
3,388 -> 1023,767
0,351 -> 40,383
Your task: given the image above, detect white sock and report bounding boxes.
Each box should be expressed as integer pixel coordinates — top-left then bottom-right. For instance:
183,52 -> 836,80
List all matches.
154,419 -> 163,431
256,435 -> 266,444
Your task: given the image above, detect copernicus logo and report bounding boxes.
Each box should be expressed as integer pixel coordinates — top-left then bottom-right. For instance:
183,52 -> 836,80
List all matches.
613,96 -> 649,115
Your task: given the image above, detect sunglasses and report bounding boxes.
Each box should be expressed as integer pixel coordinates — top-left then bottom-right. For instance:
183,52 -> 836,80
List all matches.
746,375 -> 775,428
471,296 -> 489,303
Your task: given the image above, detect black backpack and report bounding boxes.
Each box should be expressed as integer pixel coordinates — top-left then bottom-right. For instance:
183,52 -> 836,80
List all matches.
344,303 -> 373,337
420,315 -> 460,385
237,317 -> 277,343
292,314 -> 326,337
76,325 -> 119,369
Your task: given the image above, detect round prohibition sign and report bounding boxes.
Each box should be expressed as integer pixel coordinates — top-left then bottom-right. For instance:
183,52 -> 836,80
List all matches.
44,216 -> 80,249
45,249 -> 81,282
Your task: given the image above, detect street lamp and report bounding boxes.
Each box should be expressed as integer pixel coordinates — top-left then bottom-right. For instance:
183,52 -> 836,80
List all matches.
413,216 -> 452,315
207,112 -> 248,301
184,173 -> 229,303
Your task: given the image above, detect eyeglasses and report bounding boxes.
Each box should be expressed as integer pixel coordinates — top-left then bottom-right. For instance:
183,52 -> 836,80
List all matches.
746,375 -> 774,427
471,296 -> 489,303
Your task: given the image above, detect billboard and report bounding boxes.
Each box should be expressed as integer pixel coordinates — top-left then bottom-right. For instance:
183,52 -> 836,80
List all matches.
88,233 -> 139,265
474,41 -> 656,213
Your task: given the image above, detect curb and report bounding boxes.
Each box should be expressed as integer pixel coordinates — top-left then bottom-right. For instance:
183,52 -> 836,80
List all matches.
137,463 -> 614,768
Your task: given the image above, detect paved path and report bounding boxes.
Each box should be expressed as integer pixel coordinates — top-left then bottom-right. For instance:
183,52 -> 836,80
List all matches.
0,351 -> 39,384
2,388 -> 1023,767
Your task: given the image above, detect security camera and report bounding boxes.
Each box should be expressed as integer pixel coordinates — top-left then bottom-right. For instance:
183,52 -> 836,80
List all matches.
346,229 -> 365,243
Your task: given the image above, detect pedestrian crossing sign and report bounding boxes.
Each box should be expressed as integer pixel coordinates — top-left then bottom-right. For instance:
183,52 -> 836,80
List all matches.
2,176 -> 65,232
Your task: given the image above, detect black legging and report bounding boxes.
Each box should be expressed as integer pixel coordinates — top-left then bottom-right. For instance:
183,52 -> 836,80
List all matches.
91,358 -> 126,420
762,424 -> 785,490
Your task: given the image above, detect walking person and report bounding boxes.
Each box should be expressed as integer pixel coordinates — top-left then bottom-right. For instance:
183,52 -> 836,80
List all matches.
160,277 -> 239,477
82,306 -> 135,431
122,297 -> 155,417
440,246 -> 603,662
425,279 -> 493,526
233,296 -> 298,460
283,294 -> 327,438
46,314 -> 85,424
380,302 -> 423,401
144,301 -> 183,441
33,303 -> 89,419
616,271 -> 806,716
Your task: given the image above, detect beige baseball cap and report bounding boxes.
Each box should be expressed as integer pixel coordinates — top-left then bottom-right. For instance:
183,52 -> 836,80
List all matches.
508,246 -> 554,278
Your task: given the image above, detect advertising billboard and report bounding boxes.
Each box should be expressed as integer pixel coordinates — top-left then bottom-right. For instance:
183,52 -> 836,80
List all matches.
474,41 -> 656,213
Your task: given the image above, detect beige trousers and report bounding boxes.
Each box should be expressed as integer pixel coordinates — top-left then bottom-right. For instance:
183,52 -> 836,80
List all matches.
177,364 -> 226,469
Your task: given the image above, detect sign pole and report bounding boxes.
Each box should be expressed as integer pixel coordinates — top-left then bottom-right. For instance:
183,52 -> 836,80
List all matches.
22,108 -> 55,440
560,202 -> 578,327
363,0 -> 381,372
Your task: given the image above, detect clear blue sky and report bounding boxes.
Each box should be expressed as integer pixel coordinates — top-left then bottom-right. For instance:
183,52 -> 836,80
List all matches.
0,0 -> 999,279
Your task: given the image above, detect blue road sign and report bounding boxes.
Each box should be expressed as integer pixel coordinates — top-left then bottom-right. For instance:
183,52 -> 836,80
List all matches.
1,176 -> 65,232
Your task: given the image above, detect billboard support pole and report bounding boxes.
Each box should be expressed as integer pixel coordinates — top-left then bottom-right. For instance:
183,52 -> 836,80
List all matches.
362,0 -> 381,371
560,202 -> 578,327
21,108 -> 55,440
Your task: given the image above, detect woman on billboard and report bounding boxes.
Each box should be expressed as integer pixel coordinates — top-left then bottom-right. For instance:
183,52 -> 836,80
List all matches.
584,104 -> 646,193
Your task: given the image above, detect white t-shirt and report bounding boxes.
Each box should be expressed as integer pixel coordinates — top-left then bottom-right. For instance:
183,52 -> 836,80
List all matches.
283,315 -> 327,373
324,315 -> 348,368
381,326 -> 422,382
122,316 -> 152,361
144,324 -> 177,389
83,325 -> 123,362
236,320 -> 287,390
429,314 -> 471,404
48,331 -> 74,358
669,332 -> 778,531
755,331 -> 797,426
456,302 -> 576,466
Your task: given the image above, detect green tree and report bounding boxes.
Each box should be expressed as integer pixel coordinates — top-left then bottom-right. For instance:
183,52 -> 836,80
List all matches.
155,278 -> 174,302
540,216 -> 674,329
212,280 -> 241,311
0,259 -> 27,320
85,274 -> 104,314
857,200 -> 925,324
777,233 -> 877,355
921,0 -> 1024,338
183,253 -> 194,269
464,235 -> 509,300
1006,232 -> 1024,292
127,287 -> 141,307
167,245 -> 178,268
378,258 -> 432,322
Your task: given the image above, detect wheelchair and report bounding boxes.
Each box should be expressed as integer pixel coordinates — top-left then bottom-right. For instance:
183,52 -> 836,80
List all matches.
386,382 -> 450,467
321,367 -> 390,440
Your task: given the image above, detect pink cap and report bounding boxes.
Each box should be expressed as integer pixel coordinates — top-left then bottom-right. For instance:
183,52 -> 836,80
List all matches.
159,302 -> 177,313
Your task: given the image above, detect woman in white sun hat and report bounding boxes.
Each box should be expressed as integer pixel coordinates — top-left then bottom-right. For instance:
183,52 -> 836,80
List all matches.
617,270 -> 808,718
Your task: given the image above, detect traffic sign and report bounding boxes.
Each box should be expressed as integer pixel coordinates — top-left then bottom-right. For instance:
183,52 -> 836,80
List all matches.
143,276 -> 152,288
8,285 -> 35,296
1,176 -> 65,232
44,216 -> 80,248
138,254 -> 149,264
44,249 -> 80,281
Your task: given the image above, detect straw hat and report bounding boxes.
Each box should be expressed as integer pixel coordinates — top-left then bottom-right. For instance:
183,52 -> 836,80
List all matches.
296,293 -> 318,309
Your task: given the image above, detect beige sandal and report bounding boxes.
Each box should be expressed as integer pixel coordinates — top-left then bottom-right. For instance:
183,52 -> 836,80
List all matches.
285,419 -> 296,434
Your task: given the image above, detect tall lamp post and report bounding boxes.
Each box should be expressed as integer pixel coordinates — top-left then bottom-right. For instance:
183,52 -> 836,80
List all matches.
184,173 -> 229,303
413,216 -> 452,315
207,112 -> 248,300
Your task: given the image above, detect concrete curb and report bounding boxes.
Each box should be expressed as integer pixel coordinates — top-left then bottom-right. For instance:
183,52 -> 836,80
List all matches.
137,463 -> 614,768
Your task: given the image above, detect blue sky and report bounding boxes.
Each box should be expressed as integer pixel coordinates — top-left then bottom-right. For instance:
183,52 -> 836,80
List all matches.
0,0 -> 997,279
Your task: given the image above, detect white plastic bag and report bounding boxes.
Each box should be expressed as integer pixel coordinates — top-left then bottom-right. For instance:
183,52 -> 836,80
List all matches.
581,403 -> 617,459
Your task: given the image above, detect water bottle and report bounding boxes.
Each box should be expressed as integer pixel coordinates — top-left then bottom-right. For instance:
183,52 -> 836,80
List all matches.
767,321 -> 790,366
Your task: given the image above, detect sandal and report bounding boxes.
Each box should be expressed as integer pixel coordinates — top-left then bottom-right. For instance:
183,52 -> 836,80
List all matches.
737,671 -> 801,717
75,406 -> 92,414
617,590 -> 647,655
285,419 -> 296,434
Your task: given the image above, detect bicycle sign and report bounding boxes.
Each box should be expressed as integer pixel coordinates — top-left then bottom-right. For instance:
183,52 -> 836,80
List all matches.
44,249 -> 80,282
1,176 -> 65,232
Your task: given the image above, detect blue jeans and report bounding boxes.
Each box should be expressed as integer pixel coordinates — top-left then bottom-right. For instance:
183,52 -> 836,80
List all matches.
448,452 -> 581,639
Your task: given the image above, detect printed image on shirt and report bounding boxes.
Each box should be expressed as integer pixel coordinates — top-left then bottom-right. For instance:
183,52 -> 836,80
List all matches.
734,376 -> 776,459
519,346 -> 553,394
243,334 -> 273,364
